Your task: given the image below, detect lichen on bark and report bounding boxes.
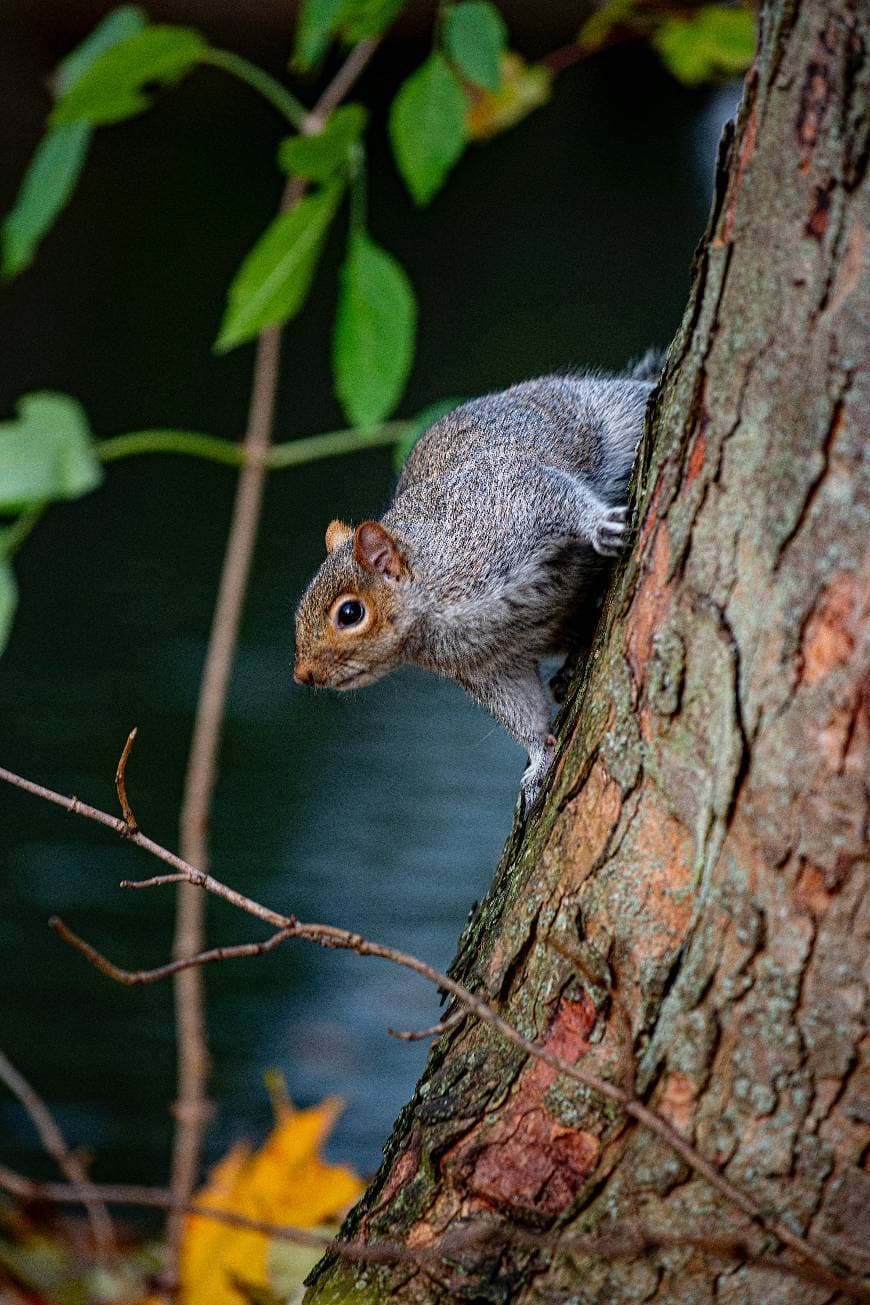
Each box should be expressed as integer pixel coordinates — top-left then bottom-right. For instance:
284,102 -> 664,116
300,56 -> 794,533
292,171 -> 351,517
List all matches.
305,0 -> 869,1299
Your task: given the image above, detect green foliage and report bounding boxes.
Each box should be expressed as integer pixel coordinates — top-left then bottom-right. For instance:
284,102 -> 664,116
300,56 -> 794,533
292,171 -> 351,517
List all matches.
293,0 -> 347,70
293,0 -> 404,70
0,393 -> 103,511
653,6 -> 756,85
54,5 -> 148,94
443,2 -> 507,93
216,183 -> 344,352
52,26 -> 207,125
2,5 -> 147,279
278,105 -> 368,182
389,53 -> 468,205
338,0 -> 405,42
333,233 -> 417,427
2,126 -> 89,279
392,397 -> 463,472
578,0 -> 756,86
0,0 -> 754,660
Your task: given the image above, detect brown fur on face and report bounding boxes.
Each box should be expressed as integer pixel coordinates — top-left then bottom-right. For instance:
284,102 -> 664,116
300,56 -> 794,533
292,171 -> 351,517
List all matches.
294,522 -> 412,690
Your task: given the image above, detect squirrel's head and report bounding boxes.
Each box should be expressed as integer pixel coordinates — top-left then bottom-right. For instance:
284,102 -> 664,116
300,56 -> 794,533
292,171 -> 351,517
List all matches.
294,519 -> 413,691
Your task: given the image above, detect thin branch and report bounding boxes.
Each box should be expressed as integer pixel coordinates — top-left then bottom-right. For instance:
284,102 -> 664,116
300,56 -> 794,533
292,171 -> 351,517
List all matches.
164,38 -> 385,1287
307,39 -> 379,121
0,1166 -> 867,1302
0,1053 -> 117,1262
3,762 -> 840,1280
121,873 -> 188,889
114,727 -> 138,834
387,1010 -> 465,1041
50,918 -> 293,984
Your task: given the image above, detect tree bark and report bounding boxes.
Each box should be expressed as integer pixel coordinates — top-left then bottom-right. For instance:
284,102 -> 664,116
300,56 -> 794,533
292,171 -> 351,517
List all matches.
305,0 -> 868,1299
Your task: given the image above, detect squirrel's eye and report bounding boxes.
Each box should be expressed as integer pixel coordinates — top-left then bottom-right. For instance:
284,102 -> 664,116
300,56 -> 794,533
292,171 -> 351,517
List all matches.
336,599 -> 365,627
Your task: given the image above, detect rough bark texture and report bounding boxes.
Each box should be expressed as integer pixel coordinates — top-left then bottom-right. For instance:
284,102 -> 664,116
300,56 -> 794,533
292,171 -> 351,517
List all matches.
306,0 -> 868,1299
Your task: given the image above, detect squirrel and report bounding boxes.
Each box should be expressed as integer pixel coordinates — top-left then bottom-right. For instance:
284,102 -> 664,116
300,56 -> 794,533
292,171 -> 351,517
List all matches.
294,353 -> 662,808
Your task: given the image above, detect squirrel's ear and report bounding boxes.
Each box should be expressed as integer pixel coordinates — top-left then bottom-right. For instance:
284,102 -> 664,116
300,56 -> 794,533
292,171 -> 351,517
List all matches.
353,521 -> 407,581
325,519 -> 353,554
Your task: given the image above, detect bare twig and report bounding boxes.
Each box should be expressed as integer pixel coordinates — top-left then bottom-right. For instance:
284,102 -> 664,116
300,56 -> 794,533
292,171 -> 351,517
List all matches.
0,762 -> 848,1279
0,1052 -> 117,1262
121,873 -> 188,889
0,1165 -> 867,1301
387,1010 -> 465,1041
306,38 -> 379,121
165,41 -> 383,1284
50,918 -> 293,984
114,727 -> 138,833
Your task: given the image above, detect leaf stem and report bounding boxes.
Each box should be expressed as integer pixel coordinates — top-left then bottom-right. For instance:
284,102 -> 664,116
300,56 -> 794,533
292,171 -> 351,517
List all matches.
96,421 -> 408,469
3,506 -> 45,557
201,48 -> 308,129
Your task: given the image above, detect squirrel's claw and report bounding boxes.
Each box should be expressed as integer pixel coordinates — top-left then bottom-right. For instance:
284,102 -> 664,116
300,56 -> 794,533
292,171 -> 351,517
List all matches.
521,733 -> 557,812
592,504 -> 632,557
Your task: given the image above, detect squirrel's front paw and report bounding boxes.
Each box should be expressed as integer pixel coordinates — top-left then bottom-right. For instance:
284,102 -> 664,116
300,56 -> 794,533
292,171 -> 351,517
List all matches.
521,733 -> 557,811
592,504 -> 631,557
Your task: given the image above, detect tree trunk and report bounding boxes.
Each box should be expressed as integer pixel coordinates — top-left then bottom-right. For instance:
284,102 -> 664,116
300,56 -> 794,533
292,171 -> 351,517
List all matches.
305,0 -> 868,1298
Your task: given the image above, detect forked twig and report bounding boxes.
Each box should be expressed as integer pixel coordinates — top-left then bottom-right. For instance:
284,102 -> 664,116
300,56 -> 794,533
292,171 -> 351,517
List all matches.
49,918 -> 294,985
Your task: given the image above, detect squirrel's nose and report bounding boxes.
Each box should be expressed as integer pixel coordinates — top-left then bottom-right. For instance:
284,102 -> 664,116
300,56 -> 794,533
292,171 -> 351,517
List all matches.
294,659 -> 316,686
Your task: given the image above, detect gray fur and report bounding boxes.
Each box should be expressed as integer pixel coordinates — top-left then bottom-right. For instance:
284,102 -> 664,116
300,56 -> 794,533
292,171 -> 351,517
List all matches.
295,363 -> 660,808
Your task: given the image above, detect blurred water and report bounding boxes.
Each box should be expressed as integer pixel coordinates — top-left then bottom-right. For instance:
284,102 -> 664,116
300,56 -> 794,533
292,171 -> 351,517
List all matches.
0,29 -> 738,1186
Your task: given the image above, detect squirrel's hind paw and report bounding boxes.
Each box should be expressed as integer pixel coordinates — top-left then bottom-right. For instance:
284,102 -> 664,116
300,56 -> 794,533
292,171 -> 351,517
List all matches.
592,504 -> 632,557
521,734 -> 557,811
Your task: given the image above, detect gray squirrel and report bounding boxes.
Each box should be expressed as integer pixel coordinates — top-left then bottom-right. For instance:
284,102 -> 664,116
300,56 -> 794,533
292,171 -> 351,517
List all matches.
294,353 -> 662,807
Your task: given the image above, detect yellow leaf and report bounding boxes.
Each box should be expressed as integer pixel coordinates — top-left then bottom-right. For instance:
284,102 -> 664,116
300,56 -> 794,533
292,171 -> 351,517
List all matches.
180,1092 -> 365,1305
466,52 -> 552,141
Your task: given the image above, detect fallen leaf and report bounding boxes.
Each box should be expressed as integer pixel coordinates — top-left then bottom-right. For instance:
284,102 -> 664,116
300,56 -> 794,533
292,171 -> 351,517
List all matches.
180,1091 -> 364,1305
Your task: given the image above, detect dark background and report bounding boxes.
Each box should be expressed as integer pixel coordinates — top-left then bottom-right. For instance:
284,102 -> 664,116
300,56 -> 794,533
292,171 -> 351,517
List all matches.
0,2 -> 738,1186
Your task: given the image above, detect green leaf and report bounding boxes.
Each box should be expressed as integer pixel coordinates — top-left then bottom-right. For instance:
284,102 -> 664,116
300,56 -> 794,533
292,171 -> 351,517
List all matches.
2,6 -> 149,280
653,6 -> 756,86
338,0 -> 405,42
0,558 -> 17,658
278,105 -> 368,182
0,393 -> 103,511
2,125 -> 90,279
392,396 -> 463,472
55,5 -> 149,95
216,183 -> 344,352
443,2 -> 507,92
389,53 -> 468,206
333,233 -> 417,428
293,0 -> 345,70
52,26 -> 207,125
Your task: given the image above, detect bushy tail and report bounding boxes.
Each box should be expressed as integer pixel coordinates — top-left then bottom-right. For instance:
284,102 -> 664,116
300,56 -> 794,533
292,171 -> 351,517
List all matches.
628,347 -> 667,382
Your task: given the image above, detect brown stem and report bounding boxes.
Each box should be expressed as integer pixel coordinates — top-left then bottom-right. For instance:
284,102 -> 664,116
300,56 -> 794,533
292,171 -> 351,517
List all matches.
0,1052 -> 117,1262
387,1010 -> 465,1041
114,727 -> 139,834
164,39 -> 382,1285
